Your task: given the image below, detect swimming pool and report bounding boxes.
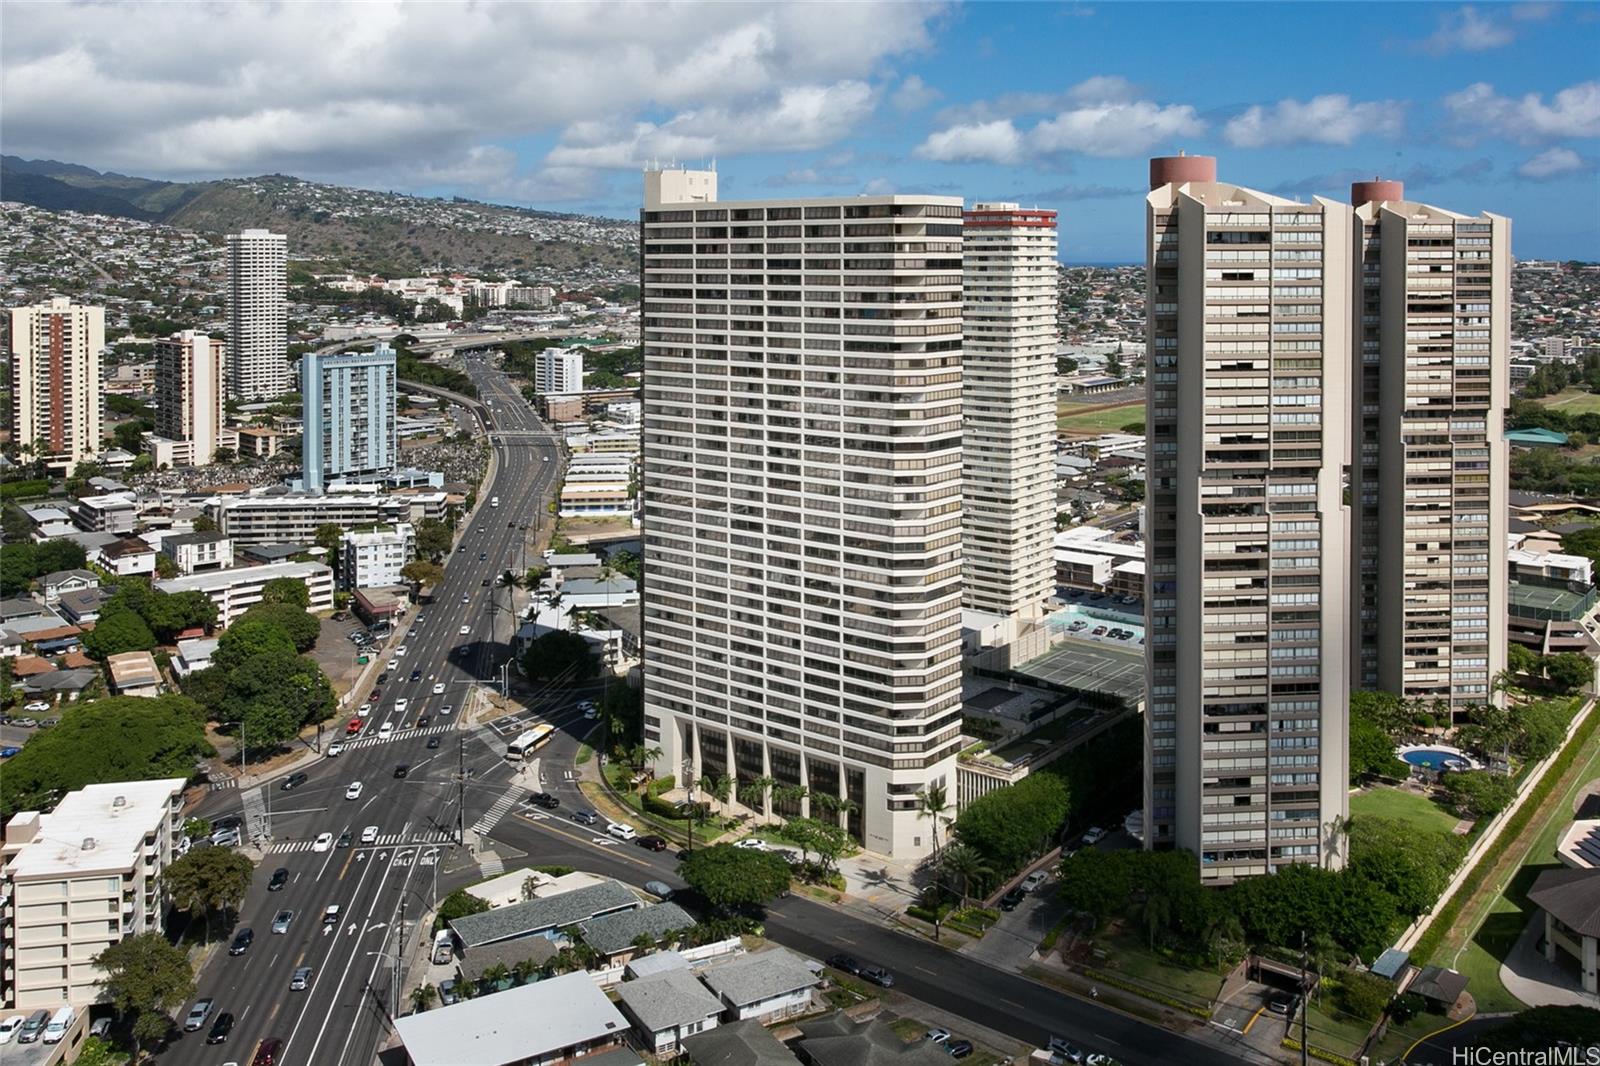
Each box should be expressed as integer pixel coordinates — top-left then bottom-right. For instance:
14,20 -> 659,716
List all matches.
1397,746 -> 1480,772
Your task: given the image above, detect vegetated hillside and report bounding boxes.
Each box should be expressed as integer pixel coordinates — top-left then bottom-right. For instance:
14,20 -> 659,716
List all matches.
1,157 -> 637,277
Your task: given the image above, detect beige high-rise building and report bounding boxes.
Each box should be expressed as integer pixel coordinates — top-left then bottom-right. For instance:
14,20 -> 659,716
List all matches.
639,168 -> 964,858
1350,181 -> 1510,722
1143,156 -> 1351,881
7,297 -> 105,475
0,779 -> 186,1009
227,228 -> 289,399
961,203 -> 1059,619
148,330 -> 230,467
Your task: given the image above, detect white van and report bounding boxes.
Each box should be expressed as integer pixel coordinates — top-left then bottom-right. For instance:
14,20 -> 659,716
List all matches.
42,1006 -> 74,1044
490,496 -> 500,508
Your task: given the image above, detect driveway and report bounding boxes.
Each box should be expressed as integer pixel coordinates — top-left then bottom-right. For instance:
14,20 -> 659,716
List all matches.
961,884 -> 1070,971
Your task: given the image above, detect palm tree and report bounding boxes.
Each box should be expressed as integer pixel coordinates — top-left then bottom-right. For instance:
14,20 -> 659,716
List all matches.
482,962 -> 511,991
512,957 -> 539,986
738,775 -> 776,814
917,782 -> 952,861
939,843 -> 993,909
771,784 -> 809,818
409,984 -> 437,1013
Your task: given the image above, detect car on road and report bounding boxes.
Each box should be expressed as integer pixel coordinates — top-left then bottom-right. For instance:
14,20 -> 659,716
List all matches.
432,682 -> 446,695
396,645 -> 408,657
462,594 -> 470,604
182,998 -> 214,1031
859,966 -> 895,988
280,771 -> 308,791
479,553 -> 486,560
735,838 -> 767,850
1047,1038 -> 1086,1062
409,669 -> 422,681
416,714 -> 430,728
322,904 -> 341,927
459,625 -> 471,635
312,832 -> 334,852
395,697 -> 410,713
1080,826 -> 1107,846
290,966 -> 313,991
636,835 -> 668,852
268,868 -> 290,892
211,827 -> 241,848
644,880 -> 675,900
439,705 -> 453,716
825,954 -> 862,975
393,764 -> 410,778
271,909 -> 294,934
252,1035 -> 284,1066
346,718 -> 364,735
1021,870 -> 1049,892
345,781 -> 364,799
326,741 -> 345,757
571,809 -> 599,826
528,792 -> 559,810
379,722 -> 394,739
336,830 -> 352,849
607,822 -> 638,841
387,658 -> 398,670
228,929 -> 253,955
427,736 -> 443,749
925,1028 -> 951,1044
947,1039 -> 974,1059
205,1011 -> 234,1044
361,825 -> 379,844
999,887 -> 1026,911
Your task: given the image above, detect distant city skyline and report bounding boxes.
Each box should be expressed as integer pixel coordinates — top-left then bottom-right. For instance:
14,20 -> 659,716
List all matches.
1,2 -> 1594,261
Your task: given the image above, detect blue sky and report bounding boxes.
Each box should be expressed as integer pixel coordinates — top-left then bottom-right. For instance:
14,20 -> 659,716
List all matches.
4,2 -> 1597,261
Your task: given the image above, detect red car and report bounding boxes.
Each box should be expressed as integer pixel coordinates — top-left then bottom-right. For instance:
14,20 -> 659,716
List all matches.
368,689 -> 381,702
252,1037 -> 284,1066
345,719 -> 364,736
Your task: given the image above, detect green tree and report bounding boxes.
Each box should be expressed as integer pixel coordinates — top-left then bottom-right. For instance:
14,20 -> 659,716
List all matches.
415,518 -> 453,560
212,617 -> 297,672
71,1037 -> 122,1066
235,602 -> 320,652
1346,816 -> 1465,922
1349,689 -> 1411,736
917,781 -> 952,860
143,588 -> 218,642
1349,712 -> 1407,779
435,887 -> 490,930
81,607 -> 157,659
1515,700 -> 1570,760
94,932 -> 195,1057
679,844 -> 792,911
1334,969 -> 1395,1022
1056,849 -> 1133,924
607,549 -> 642,581
314,523 -> 343,556
410,984 -> 438,1012
259,576 -> 311,609
1440,771 -> 1518,818
521,630 -> 597,683
163,847 -> 253,943
1507,641 -> 1541,678
401,560 -> 445,589
952,772 -> 1071,874
192,513 -> 219,533
780,817 -> 850,874
1545,652 -> 1593,694
220,651 -> 336,748
938,842 -> 995,907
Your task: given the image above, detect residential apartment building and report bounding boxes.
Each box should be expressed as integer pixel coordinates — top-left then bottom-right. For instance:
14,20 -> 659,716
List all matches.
536,348 -> 585,393
158,531 -> 234,575
961,203 -> 1058,620
340,523 -> 415,589
1143,155 -> 1352,881
7,297 -> 105,475
147,330 -> 232,467
154,560 -> 334,626
226,228 -> 289,399
1350,181 -> 1510,722
0,778 -> 186,1009
209,490 -> 447,545
639,167 -> 965,858
301,343 -> 399,493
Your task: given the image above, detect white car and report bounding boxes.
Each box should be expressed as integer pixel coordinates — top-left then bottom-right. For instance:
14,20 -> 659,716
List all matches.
396,646 -> 408,657
345,782 -> 364,800
439,705 -> 453,717
0,1015 -> 26,1044
386,658 -> 399,670
22,701 -> 50,714
458,625 -> 471,636
606,822 -> 637,842
432,683 -> 446,695
378,722 -> 394,739
394,698 -> 409,713
312,832 -> 334,852
1021,871 -> 1049,892
357,703 -> 371,716
326,742 -> 344,757
1081,826 -> 1107,846
735,838 -> 767,851
360,825 -> 379,844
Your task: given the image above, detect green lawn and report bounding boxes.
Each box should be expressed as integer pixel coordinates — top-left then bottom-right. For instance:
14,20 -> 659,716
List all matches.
1537,388 -> 1600,414
1349,786 -> 1460,836
1086,928 -> 1227,1009
1057,400 -> 1143,436
1299,996 -> 1378,1061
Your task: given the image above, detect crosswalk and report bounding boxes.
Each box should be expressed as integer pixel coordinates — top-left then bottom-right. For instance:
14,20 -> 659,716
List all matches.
208,778 -> 239,792
479,855 -> 504,877
335,723 -> 456,751
266,828 -> 456,854
471,782 -> 524,835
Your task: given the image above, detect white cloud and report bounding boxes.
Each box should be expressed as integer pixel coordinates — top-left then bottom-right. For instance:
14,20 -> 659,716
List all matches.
914,120 -> 1025,164
892,74 -> 941,113
1443,80 -> 1600,143
1223,95 -> 1405,148
1420,6 -> 1514,53
763,167 -> 859,187
917,78 -> 1200,164
1517,146 -> 1592,179
0,1 -> 943,202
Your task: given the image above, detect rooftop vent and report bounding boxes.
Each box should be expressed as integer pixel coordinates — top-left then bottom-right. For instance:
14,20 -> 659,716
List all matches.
113,796 -> 127,808
81,837 -> 96,851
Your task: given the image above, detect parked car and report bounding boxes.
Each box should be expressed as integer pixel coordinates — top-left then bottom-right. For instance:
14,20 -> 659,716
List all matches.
571,809 -> 599,826
206,1011 -> 235,1044
1021,870 -> 1049,892
825,954 -> 862,975
182,998 -> 214,1032
1081,826 -> 1107,846
644,880 -> 675,900
23,701 -> 50,713
1266,992 -> 1300,1016
438,979 -> 459,1006
0,1015 -> 25,1045
16,1009 -> 49,1044
229,928 -> 254,955
1000,888 -> 1026,911
607,822 -> 638,842
735,838 -> 767,851
925,1028 -> 951,1044
1048,1037 -> 1086,1063
947,1040 -> 974,1059
859,966 -> 895,988
0,747 -> 19,758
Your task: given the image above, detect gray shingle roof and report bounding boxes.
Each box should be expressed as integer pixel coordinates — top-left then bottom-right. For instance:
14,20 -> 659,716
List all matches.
1529,866 -> 1600,937
456,934 -> 559,982
615,968 -> 723,1032
700,947 -> 818,1008
796,1016 -> 953,1066
682,1019 -> 800,1066
449,880 -> 639,949
579,901 -> 694,956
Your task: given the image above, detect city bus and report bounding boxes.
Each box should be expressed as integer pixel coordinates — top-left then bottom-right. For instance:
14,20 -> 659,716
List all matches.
505,724 -> 554,762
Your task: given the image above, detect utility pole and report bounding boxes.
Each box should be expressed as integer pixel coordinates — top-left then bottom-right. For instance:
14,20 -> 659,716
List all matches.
457,736 -> 466,846
394,896 -> 405,1021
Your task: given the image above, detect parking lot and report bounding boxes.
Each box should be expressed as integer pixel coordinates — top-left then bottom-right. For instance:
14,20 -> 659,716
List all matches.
311,615 -> 394,699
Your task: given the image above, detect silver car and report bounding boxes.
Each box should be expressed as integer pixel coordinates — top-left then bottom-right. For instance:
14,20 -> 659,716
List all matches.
290,966 -> 313,991
182,998 -> 213,1032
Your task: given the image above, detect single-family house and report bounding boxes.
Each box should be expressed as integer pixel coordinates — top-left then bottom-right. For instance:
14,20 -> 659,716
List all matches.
106,651 -> 163,697
577,901 -> 695,964
172,638 -> 219,677
615,968 -> 725,1056
393,970 -> 630,1066
681,1019 -> 801,1066
37,569 -> 99,606
92,537 -> 157,577
700,948 -> 820,1023
55,587 -> 111,626
447,879 -> 640,955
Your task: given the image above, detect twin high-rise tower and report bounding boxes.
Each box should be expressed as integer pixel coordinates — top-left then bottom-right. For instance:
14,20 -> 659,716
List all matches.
1143,155 -> 1508,880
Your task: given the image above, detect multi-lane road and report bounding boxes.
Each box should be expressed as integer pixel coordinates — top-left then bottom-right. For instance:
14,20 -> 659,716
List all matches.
162,357 -> 564,1066
165,356 -> 1244,1066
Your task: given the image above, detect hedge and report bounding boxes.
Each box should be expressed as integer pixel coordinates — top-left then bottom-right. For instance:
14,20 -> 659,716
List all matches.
0,479 -> 50,500
1411,700 -> 1600,964
1281,1037 -> 1359,1066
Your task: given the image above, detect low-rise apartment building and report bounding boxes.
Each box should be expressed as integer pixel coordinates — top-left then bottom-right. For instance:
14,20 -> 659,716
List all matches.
0,778 -> 187,1009
158,531 -> 234,575
340,524 -> 415,590
210,491 -> 447,545
1053,526 -> 1146,599
155,560 -> 334,626
1509,531 -> 1599,656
